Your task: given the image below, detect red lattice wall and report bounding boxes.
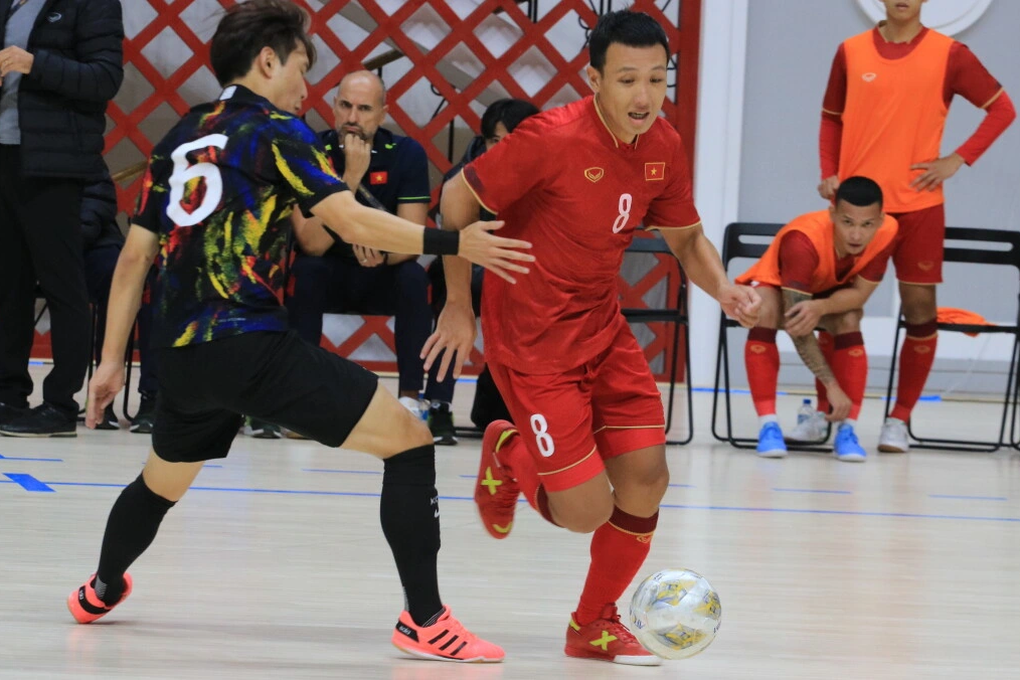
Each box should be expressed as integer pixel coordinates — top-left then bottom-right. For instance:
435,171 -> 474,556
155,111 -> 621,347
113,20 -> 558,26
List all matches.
33,0 -> 701,380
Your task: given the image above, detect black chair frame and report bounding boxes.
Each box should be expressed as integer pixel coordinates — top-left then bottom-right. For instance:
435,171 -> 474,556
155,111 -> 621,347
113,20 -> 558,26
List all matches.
710,222 -> 832,451
882,227 -> 1020,453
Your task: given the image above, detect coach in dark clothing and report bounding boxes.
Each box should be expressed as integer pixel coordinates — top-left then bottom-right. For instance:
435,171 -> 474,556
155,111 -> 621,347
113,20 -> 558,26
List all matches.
0,0 -> 124,437
287,71 -> 436,436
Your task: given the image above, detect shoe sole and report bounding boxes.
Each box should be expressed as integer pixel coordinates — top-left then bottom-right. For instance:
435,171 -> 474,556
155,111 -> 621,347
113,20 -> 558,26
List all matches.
433,435 -> 458,445
0,430 -> 76,438
835,452 -> 867,462
67,573 -> 133,624
564,647 -> 662,666
756,449 -> 787,458
784,435 -> 830,444
392,641 -> 503,663
877,444 -> 908,453
130,426 -> 153,434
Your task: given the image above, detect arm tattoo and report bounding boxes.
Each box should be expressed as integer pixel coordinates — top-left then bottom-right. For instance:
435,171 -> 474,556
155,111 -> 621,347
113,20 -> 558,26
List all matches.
782,289 -> 835,385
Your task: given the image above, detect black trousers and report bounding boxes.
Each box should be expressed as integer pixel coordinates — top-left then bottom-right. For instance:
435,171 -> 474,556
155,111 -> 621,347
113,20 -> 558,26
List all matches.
0,145 -> 89,414
286,254 -> 434,396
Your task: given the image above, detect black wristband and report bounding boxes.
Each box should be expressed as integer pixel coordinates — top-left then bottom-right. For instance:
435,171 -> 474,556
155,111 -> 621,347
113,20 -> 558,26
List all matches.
423,228 -> 459,256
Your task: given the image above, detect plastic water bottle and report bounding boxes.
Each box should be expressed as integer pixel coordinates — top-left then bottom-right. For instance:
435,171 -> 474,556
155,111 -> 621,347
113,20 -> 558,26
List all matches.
796,398 -> 814,425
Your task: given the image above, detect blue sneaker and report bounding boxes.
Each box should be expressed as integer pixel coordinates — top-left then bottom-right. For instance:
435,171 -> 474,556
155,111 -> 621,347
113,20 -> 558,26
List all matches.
834,423 -> 867,462
756,422 -> 788,458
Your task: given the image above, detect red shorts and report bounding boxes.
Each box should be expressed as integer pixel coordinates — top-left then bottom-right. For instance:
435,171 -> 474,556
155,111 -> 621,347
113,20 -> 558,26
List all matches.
487,324 -> 665,493
890,203 -> 945,285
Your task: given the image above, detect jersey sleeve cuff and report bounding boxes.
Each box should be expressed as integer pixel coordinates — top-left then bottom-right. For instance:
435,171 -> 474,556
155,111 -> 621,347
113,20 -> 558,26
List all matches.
299,182 -> 350,218
647,220 -> 702,231
460,167 -> 498,216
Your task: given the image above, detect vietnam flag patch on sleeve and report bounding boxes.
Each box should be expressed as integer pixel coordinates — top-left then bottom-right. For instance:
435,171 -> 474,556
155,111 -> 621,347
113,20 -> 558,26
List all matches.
370,171 -> 388,185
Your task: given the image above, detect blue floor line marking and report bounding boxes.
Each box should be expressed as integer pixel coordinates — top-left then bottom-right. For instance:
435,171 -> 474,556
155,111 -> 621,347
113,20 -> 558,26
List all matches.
302,469 -> 382,475
773,488 -> 851,495
4,473 -> 55,492
0,454 -> 63,462
202,465 -> 223,469
12,480 -> 1018,522
929,494 -> 1007,501
668,483 -> 696,488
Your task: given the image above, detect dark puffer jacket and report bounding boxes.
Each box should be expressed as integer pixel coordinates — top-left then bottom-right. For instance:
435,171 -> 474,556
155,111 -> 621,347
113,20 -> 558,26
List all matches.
81,165 -> 123,250
4,0 -> 124,179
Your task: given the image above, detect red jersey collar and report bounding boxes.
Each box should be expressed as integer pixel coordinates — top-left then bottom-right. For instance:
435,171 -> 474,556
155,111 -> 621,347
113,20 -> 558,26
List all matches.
592,95 -> 640,150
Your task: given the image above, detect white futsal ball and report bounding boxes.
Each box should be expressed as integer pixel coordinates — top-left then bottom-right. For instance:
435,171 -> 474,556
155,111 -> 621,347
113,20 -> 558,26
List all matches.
628,568 -> 722,660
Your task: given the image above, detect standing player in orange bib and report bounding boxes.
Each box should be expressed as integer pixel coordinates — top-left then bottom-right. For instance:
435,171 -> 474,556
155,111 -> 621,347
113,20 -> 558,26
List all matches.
737,177 -> 897,462
425,10 -> 760,666
813,0 -> 1015,452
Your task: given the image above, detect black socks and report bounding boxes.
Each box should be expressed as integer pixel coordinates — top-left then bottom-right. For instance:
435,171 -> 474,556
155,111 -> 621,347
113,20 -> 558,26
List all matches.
95,474 -> 176,604
380,444 -> 443,626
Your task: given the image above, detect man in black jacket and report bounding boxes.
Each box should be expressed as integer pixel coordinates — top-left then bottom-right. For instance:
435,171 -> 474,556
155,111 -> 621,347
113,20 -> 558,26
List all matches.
0,0 -> 124,436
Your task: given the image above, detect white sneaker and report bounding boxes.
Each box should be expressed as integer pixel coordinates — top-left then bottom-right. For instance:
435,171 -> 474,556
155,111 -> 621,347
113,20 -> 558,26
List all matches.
878,417 -> 909,453
398,396 -> 428,421
785,411 -> 829,443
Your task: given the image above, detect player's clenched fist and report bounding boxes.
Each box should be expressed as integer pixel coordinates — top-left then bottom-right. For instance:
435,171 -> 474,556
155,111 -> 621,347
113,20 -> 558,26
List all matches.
456,220 -> 535,283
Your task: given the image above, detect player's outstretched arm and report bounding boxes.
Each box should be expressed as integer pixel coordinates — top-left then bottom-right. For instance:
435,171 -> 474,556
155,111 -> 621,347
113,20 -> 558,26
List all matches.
420,172 -> 484,381
86,225 -> 159,429
310,190 -> 533,280
658,224 -> 761,328
781,289 -> 851,422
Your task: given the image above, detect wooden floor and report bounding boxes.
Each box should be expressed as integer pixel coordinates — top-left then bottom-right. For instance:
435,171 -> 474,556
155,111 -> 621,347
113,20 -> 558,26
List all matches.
2,370 -> 1019,679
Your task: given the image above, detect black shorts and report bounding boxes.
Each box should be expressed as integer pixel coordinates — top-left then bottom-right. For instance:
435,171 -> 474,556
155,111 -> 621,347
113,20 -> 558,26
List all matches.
152,331 -> 379,463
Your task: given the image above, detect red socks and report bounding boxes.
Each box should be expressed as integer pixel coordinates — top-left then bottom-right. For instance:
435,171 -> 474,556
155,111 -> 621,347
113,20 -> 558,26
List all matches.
575,507 -> 658,625
891,320 -> 938,422
832,332 -> 867,420
745,327 -> 779,417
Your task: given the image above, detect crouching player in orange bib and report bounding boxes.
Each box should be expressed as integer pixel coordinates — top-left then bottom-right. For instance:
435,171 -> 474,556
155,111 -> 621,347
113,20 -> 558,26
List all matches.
737,176 -> 896,462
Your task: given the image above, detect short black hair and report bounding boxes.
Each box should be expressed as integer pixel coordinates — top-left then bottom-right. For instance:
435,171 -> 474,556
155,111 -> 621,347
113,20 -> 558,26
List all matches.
481,98 -> 540,138
588,10 -> 670,73
210,0 -> 317,87
835,176 -> 884,209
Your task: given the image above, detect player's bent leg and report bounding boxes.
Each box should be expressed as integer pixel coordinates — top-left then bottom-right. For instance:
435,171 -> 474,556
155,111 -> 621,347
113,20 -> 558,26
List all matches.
341,382 -> 433,457
69,449 -> 195,624
140,448 -> 205,502
821,312 -> 869,462
343,385 -> 504,663
565,445 -> 666,666
745,287 -> 787,456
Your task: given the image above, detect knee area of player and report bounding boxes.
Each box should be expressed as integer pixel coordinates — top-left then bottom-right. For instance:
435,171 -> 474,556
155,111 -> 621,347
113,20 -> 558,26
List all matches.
615,475 -> 670,515
823,308 -> 863,335
549,493 -> 614,534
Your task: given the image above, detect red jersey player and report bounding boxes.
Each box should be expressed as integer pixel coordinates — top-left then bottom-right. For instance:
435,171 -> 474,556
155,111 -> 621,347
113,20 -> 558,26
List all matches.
814,0 -> 1015,452
426,10 -> 760,666
737,177 -> 897,462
